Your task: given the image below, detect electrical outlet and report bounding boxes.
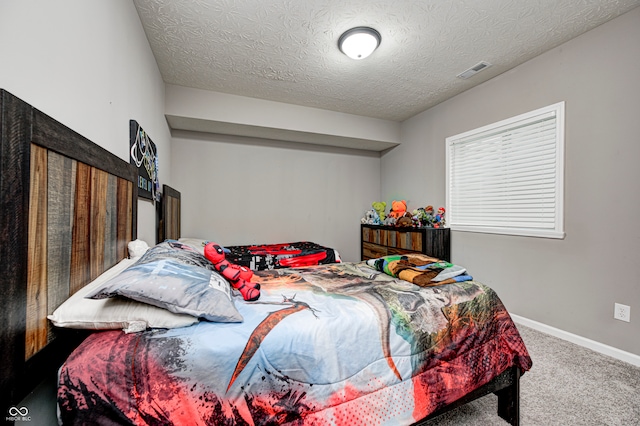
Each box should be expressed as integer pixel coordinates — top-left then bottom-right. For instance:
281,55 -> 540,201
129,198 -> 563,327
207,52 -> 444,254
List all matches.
614,303 -> 631,322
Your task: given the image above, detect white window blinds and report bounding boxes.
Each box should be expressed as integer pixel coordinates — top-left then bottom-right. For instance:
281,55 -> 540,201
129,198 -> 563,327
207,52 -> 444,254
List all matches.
446,102 -> 565,239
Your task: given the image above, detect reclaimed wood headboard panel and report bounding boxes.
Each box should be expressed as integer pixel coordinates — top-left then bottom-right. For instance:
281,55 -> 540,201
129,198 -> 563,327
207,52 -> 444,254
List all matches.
157,184 -> 181,243
0,89 -> 138,411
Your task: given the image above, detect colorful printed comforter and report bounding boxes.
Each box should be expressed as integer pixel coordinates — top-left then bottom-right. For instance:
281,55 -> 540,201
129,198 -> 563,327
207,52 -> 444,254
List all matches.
57,262 -> 531,425
225,241 -> 341,270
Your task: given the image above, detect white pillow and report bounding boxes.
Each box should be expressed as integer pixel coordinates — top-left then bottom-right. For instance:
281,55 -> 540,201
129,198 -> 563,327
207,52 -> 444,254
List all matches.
128,239 -> 150,260
48,258 -> 198,333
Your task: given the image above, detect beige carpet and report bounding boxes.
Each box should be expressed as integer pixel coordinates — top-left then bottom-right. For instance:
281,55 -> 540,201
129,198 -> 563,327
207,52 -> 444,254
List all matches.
424,325 -> 640,425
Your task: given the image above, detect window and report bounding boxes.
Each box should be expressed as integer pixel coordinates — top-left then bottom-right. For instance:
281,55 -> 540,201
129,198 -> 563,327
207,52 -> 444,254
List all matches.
446,102 -> 565,239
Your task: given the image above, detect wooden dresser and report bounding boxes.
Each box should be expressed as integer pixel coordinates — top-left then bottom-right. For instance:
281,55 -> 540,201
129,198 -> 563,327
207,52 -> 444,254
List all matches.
361,224 -> 451,261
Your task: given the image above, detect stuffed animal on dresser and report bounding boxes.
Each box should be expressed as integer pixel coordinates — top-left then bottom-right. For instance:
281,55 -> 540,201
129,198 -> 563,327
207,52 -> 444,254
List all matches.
396,214 -> 413,227
388,200 -> 408,218
434,207 -> 446,228
413,205 -> 435,227
361,208 -> 381,225
382,215 -> 397,226
371,201 -> 387,221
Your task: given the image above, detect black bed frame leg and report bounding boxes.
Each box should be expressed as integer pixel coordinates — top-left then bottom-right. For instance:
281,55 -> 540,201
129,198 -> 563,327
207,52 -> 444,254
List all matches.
495,367 -> 520,426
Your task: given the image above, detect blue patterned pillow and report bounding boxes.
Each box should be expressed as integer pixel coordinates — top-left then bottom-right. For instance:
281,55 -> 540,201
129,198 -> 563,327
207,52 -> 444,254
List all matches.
86,242 -> 243,323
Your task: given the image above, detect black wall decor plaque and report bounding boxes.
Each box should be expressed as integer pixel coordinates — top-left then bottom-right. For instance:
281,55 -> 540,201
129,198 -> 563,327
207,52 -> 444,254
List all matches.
129,120 -> 159,201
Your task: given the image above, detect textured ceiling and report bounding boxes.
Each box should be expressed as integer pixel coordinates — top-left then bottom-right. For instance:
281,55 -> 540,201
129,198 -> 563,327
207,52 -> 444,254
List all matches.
134,0 -> 640,122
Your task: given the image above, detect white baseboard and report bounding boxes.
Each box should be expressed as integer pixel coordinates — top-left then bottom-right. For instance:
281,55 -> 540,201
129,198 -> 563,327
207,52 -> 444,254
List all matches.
510,314 -> 640,368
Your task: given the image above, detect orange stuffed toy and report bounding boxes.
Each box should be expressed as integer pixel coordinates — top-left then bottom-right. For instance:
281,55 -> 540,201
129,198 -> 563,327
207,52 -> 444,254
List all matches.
388,200 -> 408,218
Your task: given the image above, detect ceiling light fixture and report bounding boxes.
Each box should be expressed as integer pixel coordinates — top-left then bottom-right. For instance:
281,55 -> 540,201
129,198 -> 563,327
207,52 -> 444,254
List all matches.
338,27 -> 381,60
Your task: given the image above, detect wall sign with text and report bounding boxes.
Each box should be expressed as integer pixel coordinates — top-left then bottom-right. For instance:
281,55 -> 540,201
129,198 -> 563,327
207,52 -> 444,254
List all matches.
129,120 -> 159,201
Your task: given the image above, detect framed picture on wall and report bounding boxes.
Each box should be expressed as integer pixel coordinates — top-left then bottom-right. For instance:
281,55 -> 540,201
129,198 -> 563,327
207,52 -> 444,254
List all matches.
129,119 -> 160,201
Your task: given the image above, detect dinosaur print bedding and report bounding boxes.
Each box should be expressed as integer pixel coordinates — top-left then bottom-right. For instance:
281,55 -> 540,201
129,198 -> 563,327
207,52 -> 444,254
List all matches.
57,260 -> 531,425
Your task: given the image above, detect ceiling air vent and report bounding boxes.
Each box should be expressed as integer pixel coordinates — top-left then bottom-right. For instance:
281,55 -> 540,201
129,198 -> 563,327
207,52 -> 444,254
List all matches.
457,61 -> 492,79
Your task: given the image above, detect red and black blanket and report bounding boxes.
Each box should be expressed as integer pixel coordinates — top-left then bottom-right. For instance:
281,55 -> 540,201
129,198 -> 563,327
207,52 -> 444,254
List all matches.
225,241 -> 341,270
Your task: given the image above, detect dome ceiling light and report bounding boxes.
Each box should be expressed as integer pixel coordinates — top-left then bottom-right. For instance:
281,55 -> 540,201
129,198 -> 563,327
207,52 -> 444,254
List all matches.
338,27 -> 381,60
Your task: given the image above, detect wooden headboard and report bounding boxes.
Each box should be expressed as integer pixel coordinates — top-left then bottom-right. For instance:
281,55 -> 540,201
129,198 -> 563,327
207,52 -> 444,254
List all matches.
157,184 -> 181,243
0,89 -> 138,412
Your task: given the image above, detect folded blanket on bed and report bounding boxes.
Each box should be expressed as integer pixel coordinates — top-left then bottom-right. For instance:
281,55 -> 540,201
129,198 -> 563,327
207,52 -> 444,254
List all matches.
366,254 -> 472,287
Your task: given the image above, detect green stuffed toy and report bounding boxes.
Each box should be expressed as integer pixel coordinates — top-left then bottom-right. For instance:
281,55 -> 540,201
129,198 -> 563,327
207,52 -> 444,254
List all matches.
372,201 -> 387,221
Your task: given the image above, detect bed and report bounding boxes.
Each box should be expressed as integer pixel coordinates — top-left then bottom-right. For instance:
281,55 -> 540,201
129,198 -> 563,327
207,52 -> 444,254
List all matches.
56,246 -> 531,425
159,186 -> 341,270
0,89 -> 137,417
157,184 -> 181,244
1,89 -> 531,425
222,240 -> 342,269
179,238 -> 342,270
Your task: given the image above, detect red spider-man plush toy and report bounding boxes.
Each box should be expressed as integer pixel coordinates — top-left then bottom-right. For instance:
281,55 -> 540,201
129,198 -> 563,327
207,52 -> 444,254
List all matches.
204,242 -> 260,301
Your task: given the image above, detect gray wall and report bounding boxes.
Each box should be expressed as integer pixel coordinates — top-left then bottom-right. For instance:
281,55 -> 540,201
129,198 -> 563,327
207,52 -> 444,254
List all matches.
0,0 -> 170,244
1,1 -> 173,423
171,131 -> 381,262
383,7 -> 640,356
